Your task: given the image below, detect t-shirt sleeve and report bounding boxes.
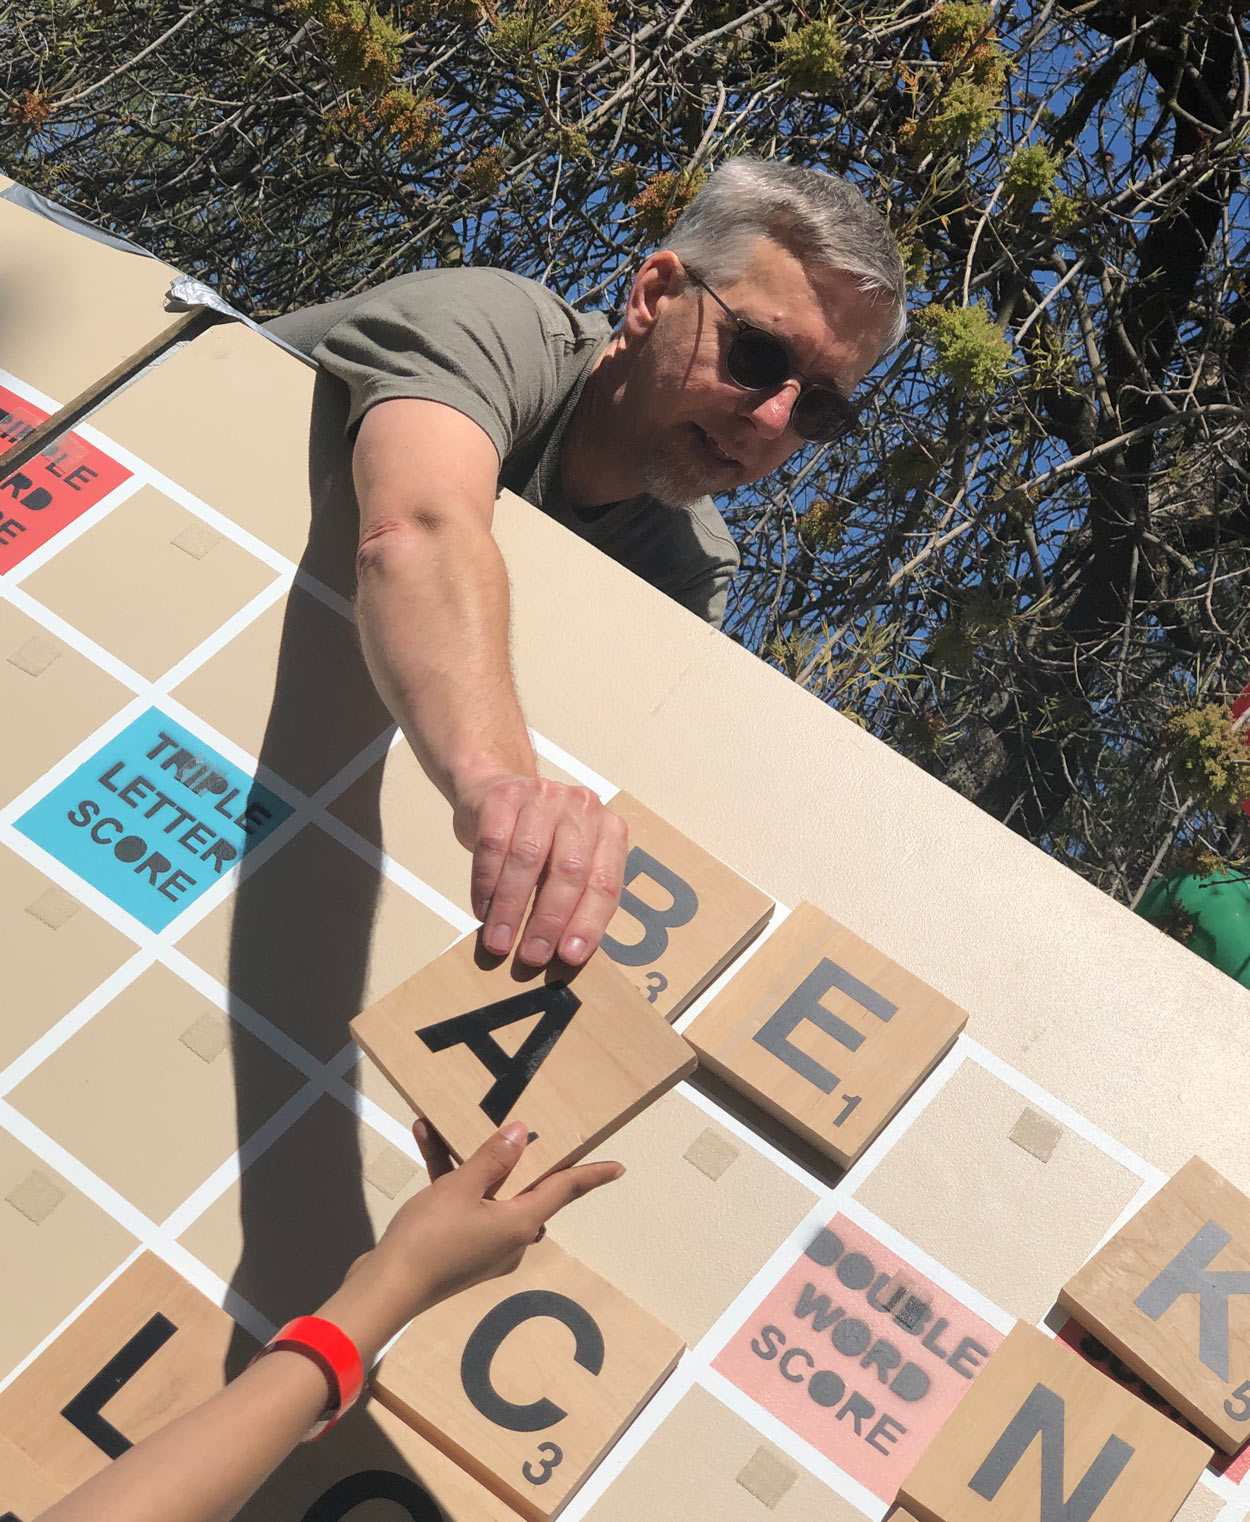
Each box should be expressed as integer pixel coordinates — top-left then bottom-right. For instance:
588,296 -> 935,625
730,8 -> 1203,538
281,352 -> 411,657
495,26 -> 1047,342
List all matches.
668,544 -> 739,628
307,270 -> 566,462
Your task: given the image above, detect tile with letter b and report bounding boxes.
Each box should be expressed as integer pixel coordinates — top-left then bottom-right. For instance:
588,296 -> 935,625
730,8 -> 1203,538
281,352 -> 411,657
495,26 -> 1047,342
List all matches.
0,1432 -> 66,1519
0,1252 -> 249,1488
1058,1155 -> 1250,1453
351,931 -> 696,1200
684,902 -> 967,1168
897,1321 -> 1211,1522
372,1236 -> 685,1521
598,793 -> 773,1021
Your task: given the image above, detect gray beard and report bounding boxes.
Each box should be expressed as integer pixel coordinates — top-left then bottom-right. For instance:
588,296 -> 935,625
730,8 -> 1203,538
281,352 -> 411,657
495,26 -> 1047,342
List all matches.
638,429 -> 716,509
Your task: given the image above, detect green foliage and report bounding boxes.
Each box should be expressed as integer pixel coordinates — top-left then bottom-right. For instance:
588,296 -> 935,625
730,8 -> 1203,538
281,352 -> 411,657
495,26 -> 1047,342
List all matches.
1047,191 -> 1082,234
286,0 -> 405,90
774,20 -> 844,95
459,146 -> 506,197
927,1 -> 993,59
1161,705 -> 1250,814
800,496 -> 849,551
884,440 -> 940,490
916,302 -> 1013,396
631,167 -> 707,240
1002,143 -> 1057,208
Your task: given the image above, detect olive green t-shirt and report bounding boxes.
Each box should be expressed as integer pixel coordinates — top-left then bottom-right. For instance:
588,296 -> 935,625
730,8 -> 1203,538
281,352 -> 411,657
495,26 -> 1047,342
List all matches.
267,267 -> 739,626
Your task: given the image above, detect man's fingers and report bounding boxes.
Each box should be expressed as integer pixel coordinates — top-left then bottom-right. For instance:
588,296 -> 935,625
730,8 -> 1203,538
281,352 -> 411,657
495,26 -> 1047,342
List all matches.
454,1120 -> 531,1199
481,791 -> 559,958
412,1117 -> 455,1181
467,786 -> 522,928
555,811 -> 629,965
518,801 -> 597,966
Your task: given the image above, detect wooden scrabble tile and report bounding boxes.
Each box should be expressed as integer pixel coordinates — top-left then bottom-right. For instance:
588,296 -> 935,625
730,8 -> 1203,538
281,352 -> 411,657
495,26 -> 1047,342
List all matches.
600,793 -> 773,1021
684,902 -> 966,1168
1059,1155 -> 1250,1453
0,1252 -> 253,1488
0,1431 -> 66,1520
897,1321 -> 1211,1522
372,1236 -> 685,1521
350,931 -> 696,1200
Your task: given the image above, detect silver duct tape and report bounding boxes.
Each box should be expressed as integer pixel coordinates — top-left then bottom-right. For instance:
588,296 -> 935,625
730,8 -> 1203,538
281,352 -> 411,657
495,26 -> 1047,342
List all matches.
165,275 -> 317,368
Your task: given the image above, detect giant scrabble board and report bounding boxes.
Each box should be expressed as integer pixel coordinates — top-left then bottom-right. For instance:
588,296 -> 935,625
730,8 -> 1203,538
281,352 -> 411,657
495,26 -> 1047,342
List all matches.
3,187 -> 1250,1522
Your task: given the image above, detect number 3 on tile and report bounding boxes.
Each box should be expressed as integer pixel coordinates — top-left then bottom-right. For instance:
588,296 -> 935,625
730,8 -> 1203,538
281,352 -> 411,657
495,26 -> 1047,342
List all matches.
523,1442 -> 564,1484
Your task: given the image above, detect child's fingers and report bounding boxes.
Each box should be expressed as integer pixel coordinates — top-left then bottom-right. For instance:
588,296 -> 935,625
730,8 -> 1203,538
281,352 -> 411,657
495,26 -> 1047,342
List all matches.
518,1158 -> 625,1232
412,1117 -> 456,1181
453,1120 -> 531,1198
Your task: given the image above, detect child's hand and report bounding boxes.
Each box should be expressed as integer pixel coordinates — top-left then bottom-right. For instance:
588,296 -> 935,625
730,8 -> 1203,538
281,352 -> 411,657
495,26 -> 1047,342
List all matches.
320,1121 -> 623,1359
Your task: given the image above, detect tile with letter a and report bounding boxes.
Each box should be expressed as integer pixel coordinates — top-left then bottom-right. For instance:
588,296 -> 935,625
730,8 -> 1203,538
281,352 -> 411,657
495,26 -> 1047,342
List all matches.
0,1432 -> 66,1520
0,1252 -> 252,1489
897,1321 -> 1211,1522
600,794 -> 773,1021
684,902 -> 967,1168
372,1235 -> 685,1522
1058,1155 -> 1250,1453
350,931 -> 696,1201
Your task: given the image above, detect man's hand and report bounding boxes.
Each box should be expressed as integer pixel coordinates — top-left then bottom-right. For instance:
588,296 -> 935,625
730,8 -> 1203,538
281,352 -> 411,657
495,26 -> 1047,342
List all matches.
453,773 -> 628,966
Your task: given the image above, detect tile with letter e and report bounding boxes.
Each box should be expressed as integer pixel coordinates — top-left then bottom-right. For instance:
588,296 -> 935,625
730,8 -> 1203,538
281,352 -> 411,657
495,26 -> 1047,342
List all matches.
897,1321 -> 1211,1522
598,793 -> 773,1021
1058,1155 -> 1250,1453
372,1235 -> 685,1521
0,1431 -> 66,1519
351,931 -> 696,1199
684,902 -> 967,1169
0,1251 -> 248,1489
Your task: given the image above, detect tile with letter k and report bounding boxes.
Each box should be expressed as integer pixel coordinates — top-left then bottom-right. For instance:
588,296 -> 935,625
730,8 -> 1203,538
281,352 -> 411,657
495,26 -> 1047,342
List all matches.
350,929 -> 696,1200
372,1235 -> 685,1522
897,1321 -> 1211,1522
597,793 -> 774,1021
1059,1155 -> 1250,1453
684,901 -> 967,1169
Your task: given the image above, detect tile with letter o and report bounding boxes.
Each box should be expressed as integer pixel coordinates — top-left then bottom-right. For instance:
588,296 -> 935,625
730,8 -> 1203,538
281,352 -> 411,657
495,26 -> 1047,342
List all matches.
351,930 -> 696,1200
0,1252 -> 246,1489
372,1236 -> 685,1521
597,793 -> 773,1021
1059,1155 -> 1250,1453
685,902 -> 967,1168
897,1321 -> 1211,1522
0,1431 -> 66,1519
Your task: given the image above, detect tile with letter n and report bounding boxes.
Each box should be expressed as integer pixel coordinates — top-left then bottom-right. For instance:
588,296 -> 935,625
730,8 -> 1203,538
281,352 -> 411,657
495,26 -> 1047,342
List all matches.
1058,1155 -> 1250,1454
897,1321 -> 1211,1522
0,1432 -> 66,1521
372,1235 -> 685,1521
599,793 -> 773,1021
683,902 -> 966,1169
0,1251 -> 252,1488
350,931 -> 696,1201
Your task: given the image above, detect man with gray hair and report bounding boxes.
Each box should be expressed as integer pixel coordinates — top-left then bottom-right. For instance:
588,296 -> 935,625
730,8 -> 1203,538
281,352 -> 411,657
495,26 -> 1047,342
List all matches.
269,156 -> 905,973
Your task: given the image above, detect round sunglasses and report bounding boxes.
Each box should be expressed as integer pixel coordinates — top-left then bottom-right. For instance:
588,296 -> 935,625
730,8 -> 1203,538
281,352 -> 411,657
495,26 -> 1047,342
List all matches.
683,265 -> 860,444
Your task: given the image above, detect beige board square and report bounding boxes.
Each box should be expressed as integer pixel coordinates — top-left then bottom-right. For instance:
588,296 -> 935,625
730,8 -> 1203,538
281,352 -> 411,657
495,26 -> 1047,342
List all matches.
373,1235 -> 685,1521
542,1090 -> 819,1343
329,736 -> 582,918
854,1062 -> 1145,1324
898,1322 -> 1211,1522
0,1430 -> 67,1518
172,581 -> 392,799
0,599 -> 129,809
0,844 -> 135,1067
0,196 -> 178,401
176,822 -> 458,1061
685,902 -> 967,1169
597,793 -> 773,1022
586,1383 -> 870,1522
8,962 -> 305,1222
0,1251 -> 251,1488
242,1397 -> 524,1521
350,930 -> 696,1200
0,1131 -> 135,1380
179,1095 -> 430,1324
22,486 -> 276,681
1058,1156 -> 1250,1453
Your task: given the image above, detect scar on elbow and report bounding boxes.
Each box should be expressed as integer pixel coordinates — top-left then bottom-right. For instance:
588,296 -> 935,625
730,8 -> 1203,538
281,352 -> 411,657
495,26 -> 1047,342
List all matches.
355,517 -> 441,580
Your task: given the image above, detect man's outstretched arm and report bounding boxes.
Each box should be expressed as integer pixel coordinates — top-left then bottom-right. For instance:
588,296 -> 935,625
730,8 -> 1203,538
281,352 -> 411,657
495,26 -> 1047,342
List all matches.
351,397 -> 627,967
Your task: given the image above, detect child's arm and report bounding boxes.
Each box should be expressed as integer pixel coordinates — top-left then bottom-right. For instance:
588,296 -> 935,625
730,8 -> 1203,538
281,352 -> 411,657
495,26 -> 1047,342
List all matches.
36,1120 -> 623,1522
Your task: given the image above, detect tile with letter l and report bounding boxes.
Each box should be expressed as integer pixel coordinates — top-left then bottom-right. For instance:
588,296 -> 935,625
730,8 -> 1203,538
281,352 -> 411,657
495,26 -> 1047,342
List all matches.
350,931 -> 696,1201
0,1252 -> 249,1489
0,1431 -> 66,1519
599,793 -> 773,1021
372,1235 -> 685,1522
684,902 -> 967,1169
1058,1155 -> 1250,1453
897,1321 -> 1211,1522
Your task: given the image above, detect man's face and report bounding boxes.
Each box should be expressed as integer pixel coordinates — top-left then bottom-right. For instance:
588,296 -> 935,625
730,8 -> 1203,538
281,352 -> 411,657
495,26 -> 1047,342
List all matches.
627,236 -> 891,508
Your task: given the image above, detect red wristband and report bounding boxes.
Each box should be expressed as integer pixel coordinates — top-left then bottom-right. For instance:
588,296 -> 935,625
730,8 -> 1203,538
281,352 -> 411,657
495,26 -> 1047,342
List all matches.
253,1315 -> 365,1440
